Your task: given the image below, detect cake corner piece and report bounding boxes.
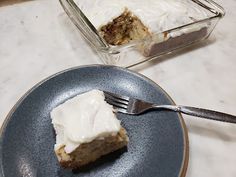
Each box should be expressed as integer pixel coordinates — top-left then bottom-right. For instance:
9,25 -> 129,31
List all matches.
51,90 -> 129,170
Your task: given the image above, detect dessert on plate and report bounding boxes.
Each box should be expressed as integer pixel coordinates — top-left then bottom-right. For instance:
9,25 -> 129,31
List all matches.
51,90 -> 128,169
74,0 -> 210,56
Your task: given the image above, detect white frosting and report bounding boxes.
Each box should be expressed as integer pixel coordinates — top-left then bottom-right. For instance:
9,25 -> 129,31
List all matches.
51,90 -> 121,154
74,0 -> 210,33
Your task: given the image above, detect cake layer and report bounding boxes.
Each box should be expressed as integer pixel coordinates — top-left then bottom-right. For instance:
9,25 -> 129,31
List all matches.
99,10 -> 150,45
55,127 -> 128,169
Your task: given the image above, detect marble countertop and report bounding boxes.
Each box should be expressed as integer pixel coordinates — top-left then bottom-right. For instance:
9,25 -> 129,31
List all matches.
0,0 -> 236,176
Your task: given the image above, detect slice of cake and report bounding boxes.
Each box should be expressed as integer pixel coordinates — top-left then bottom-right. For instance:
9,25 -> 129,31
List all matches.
51,90 -> 128,169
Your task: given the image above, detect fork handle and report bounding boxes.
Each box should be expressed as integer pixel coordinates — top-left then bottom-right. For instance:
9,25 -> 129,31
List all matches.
156,105 -> 236,123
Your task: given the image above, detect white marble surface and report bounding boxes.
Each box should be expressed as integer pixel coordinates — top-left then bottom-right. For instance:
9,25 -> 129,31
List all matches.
0,0 -> 236,176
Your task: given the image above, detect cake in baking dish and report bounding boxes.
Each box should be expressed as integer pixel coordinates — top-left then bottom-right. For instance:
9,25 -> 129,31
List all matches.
74,0 -> 210,55
51,90 -> 128,169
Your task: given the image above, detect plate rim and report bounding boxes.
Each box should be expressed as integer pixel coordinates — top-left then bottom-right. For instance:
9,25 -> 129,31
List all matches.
0,64 -> 189,177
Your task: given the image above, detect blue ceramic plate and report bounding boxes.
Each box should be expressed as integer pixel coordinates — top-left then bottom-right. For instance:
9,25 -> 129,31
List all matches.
0,65 -> 188,177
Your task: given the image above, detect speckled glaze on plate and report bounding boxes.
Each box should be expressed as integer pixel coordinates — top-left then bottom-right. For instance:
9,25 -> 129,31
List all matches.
0,65 -> 188,177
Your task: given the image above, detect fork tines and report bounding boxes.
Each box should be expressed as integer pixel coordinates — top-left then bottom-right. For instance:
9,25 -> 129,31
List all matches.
103,91 -> 129,110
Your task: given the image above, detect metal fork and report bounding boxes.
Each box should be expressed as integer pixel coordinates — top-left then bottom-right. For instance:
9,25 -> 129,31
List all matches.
104,91 -> 236,123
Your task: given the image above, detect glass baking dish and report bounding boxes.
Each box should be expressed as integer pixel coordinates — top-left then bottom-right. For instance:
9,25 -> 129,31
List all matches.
59,0 -> 225,67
